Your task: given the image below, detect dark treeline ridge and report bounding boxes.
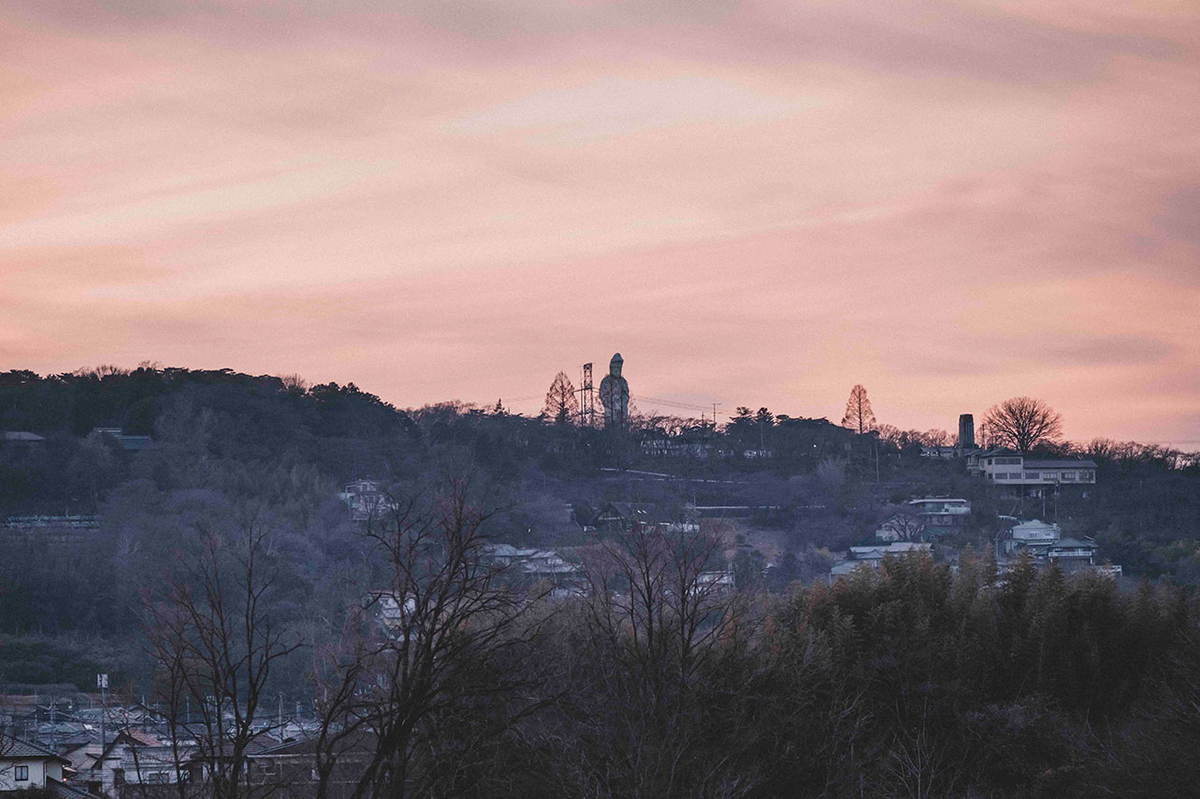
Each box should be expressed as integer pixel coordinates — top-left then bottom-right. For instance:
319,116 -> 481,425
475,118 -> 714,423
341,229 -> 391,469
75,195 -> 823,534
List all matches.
516,552 -> 1197,798
0,365 -> 1198,796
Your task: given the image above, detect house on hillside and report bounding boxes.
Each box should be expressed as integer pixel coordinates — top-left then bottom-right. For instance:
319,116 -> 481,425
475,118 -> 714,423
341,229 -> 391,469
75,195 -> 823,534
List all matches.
337,479 -> 399,522
998,519 -> 1112,576
973,451 -> 1097,497
92,429 -> 154,452
1008,519 -> 1061,547
480,545 -> 587,596
907,498 -> 971,531
1025,537 -> 1101,568
830,542 -> 933,578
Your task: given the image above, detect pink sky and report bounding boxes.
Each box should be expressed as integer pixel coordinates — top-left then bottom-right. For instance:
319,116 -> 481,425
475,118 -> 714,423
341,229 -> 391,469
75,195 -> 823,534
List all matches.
2,1 -> 1198,444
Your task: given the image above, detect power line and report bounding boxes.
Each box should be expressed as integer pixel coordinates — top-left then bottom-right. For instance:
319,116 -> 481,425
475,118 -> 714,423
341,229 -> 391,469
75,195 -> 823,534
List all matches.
638,395 -> 725,414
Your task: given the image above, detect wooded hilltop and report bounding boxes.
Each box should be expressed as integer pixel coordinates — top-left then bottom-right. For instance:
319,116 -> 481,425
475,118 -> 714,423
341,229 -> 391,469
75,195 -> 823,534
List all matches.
0,364 -> 1198,798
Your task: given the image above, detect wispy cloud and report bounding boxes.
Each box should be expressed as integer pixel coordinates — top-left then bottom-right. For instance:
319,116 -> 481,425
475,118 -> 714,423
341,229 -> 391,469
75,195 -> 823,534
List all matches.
1,0 -> 1198,442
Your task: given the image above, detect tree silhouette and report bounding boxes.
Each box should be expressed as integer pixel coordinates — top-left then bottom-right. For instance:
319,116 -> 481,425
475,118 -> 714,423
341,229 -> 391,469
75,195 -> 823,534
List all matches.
542,372 -> 579,425
983,396 -> 1063,452
841,384 -> 877,434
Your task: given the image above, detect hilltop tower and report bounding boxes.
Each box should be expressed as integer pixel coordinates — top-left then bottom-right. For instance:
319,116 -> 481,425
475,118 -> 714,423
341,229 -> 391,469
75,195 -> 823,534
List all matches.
958,414 -> 975,450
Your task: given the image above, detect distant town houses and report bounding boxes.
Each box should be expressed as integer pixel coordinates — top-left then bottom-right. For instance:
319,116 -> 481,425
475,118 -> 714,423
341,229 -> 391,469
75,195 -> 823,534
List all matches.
0,691 -> 339,799
639,437 -> 716,459
919,444 -> 957,459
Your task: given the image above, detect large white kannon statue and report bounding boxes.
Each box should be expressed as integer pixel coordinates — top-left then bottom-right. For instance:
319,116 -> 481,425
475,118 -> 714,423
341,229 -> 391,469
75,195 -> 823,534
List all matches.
598,352 -> 630,429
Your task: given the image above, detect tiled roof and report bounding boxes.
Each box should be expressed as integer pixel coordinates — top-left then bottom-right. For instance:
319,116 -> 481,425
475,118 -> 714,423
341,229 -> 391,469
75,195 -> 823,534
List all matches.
1,735 -> 69,761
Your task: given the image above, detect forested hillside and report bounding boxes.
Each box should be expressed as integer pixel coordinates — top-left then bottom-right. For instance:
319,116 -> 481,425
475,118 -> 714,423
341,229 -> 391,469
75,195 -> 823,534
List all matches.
0,365 -> 1198,797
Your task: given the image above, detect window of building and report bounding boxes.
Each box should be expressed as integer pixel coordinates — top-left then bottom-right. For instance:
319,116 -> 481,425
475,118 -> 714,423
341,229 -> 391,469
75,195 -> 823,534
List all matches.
1063,472 -> 1075,480
15,766 -> 28,781
1025,472 -> 1040,479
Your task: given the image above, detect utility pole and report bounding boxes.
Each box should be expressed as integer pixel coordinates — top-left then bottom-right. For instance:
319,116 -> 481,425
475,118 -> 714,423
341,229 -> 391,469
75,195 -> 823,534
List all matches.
97,673 -> 109,750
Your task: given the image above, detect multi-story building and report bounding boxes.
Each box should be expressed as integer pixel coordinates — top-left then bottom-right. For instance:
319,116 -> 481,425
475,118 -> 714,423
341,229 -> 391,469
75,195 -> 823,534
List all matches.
974,451 -> 1097,496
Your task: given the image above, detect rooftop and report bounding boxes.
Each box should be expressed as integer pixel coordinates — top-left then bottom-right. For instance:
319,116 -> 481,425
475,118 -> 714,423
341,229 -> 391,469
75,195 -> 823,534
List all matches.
1023,459 -> 1099,469
1,735 -> 70,761
2,431 -> 45,443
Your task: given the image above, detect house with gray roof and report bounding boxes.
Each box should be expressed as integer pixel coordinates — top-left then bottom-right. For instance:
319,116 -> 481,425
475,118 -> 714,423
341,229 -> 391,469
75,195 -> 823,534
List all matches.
0,734 -> 70,791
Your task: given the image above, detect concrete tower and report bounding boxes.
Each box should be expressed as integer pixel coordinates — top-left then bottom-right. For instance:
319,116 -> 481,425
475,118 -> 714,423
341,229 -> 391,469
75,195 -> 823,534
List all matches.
958,414 -> 975,451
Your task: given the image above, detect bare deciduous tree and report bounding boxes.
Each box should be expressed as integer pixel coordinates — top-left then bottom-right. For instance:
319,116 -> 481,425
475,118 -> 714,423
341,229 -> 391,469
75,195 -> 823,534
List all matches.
310,476 -> 548,799
879,508 -> 926,542
560,524 -> 743,797
841,385 -> 877,435
921,429 -> 951,447
143,524 -> 302,799
542,372 -> 579,425
983,397 -> 1063,452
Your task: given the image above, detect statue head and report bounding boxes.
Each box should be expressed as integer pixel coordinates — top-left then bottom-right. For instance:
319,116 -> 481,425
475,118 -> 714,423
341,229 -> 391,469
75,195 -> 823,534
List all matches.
609,353 -> 623,377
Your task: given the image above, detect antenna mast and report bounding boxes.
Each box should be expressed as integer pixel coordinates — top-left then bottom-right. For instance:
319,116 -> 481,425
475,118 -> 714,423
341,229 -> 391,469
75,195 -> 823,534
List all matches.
579,363 -> 594,427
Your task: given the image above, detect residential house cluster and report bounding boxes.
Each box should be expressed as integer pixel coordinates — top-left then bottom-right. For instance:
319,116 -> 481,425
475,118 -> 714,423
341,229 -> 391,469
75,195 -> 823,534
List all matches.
997,519 -> 1119,577
1,695 -> 331,799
